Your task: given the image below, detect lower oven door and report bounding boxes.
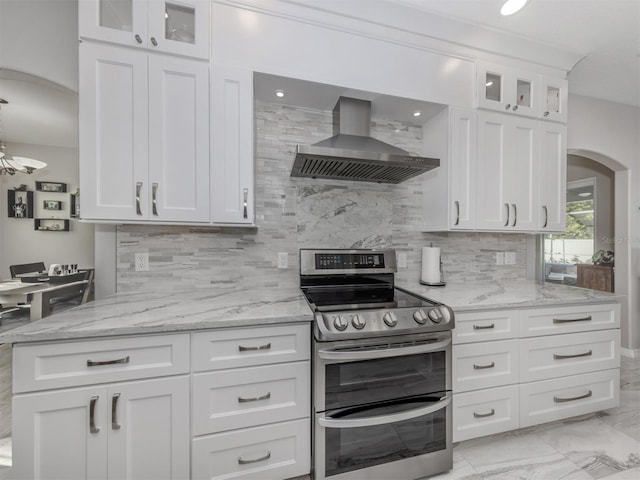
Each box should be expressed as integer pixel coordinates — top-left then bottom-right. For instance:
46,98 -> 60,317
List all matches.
315,392 -> 452,480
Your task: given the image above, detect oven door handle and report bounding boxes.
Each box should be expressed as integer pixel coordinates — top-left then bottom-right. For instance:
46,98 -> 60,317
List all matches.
318,392 -> 452,429
317,337 -> 451,361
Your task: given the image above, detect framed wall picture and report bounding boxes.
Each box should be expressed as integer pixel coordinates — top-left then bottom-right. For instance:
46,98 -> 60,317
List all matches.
35,181 -> 67,193
43,200 -> 63,211
8,190 -> 34,218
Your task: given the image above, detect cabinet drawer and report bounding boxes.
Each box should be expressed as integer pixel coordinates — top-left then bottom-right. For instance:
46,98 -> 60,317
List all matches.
519,303 -> 619,337
453,339 -> 519,392
13,334 -> 190,393
453,310 -> 517,344
192,323 -> 310,372
192,362 -> 310,435
520,329 -> 619,382
191,419 -> 310,480
520,369 -> 619,428
453,385 -> 519,442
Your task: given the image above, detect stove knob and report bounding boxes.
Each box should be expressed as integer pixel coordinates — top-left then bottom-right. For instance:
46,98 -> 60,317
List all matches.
428,308 -> 443,323
333,315 -> 348,331
383,312 -> 398,327
351,314 -> 366,330
413,309 -> 428,324
440,306 -> 452,324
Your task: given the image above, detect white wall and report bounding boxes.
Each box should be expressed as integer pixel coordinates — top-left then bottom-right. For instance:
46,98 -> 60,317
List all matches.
0,143 -> 94,277
567,94 -> 640,354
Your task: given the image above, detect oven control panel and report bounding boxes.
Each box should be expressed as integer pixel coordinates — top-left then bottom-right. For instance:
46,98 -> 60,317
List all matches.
315,305 -> 454,341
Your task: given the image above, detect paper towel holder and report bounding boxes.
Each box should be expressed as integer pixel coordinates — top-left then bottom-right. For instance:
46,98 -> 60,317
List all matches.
419,254 -> 446,287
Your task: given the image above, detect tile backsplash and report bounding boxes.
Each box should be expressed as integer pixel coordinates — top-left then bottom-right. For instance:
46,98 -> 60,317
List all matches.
116,101 -> 527,292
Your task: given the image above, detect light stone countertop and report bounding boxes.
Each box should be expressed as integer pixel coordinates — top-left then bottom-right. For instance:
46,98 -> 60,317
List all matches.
0,280 -> 622,344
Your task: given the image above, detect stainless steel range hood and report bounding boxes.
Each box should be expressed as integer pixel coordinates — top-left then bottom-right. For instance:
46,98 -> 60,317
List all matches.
291,96 -> 439,184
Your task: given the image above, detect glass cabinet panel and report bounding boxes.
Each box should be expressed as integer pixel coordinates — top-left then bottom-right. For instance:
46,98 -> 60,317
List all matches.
545,86 -> 561,114
99,0 -> 133,32
485,72 -> 502,102
165,2 -> 196,44
516,79 -> 532,107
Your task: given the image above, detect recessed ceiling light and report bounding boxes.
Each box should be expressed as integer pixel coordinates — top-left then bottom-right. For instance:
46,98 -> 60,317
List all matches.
500,0 -> 528,16
275,90 -> 285,98
413,111 -> 421,117
578,192 -> 592,197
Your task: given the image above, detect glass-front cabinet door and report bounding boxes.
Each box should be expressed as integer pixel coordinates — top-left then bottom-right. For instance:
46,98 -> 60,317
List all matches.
79,0 -> 210,59
477,63 -> 539,118
540,76 -> 568,123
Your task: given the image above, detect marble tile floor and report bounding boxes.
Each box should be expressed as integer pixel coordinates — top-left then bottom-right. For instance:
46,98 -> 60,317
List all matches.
0,357 -> 638,480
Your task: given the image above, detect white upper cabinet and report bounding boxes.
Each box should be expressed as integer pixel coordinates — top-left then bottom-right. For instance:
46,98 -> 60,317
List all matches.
477,62 -> 568,123
538,122 -> 567,232
540,76 -> 568,123
79,0 -> 210,59
79,41 -> 210,223
210,66 -> 255,225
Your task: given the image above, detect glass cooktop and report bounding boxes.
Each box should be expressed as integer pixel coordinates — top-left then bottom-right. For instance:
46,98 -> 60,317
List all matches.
303,286 -> 437,312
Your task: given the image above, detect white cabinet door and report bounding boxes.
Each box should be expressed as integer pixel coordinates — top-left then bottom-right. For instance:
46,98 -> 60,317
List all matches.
210,65 -> 255,224
449,107 -> 477,229
107,376 -> 190,480
540,76 -> 568,123
538,122 -> 567,231
476,112 -> 508,230
148,54 -> 210,222
79,42 -> 149,221
12,386 -> 107,480
79,0 -> 210,59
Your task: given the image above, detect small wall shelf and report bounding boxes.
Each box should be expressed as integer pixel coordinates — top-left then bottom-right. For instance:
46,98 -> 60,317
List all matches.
34,219 -> 70,231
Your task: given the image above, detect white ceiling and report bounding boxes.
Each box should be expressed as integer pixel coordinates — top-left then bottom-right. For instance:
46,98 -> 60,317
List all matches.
396,0 -> 640,106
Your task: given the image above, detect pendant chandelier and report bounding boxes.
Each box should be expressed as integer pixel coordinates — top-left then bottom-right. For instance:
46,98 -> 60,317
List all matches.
0,98 -> 47,175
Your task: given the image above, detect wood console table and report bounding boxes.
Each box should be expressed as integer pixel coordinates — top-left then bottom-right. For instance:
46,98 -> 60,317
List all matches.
577,264 -> 614,292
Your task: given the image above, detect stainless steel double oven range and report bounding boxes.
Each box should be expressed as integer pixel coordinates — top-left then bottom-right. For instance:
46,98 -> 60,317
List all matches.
300,249 -> 455,480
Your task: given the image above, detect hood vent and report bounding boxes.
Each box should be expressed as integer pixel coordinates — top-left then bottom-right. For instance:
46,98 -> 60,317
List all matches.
291,96 -> 439,184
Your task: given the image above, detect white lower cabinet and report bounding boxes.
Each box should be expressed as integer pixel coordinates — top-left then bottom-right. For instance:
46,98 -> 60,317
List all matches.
452,303 -> 620,443
11,376 -> 190,480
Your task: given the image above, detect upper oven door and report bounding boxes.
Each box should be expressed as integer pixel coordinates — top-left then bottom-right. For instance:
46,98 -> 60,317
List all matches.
314,332 -> 451,412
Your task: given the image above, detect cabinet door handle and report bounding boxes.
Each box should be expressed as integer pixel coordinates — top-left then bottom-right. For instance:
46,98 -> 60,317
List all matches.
542,205 -> 548,228
454,200 -> 460,226
473,323 -> 495,330
238,343 -> 271,352
152,183 -> 159,216
512,105 -> 518,111
504,203 -> 510,226
111,393 -> 121,430
553,315 -> 592,324
90,396 -> 100,434
150,36 -> 158,46
87,356 -> 130,367
238,451 -> 271,465
473,408 -> 495,418
554,390 -> 592,403
134,34 -> 143,44
238,392 -> 271,403
243,188 -> 248,219
136,182 -> 143,215
473,361 -> 495,370
553,350 -> 593,360
511,203 -> 517,227
505,103 -> 511,110
543,111 -> 550,117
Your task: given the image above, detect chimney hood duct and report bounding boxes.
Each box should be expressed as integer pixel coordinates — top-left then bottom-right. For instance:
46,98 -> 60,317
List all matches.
291,96 -> 439,184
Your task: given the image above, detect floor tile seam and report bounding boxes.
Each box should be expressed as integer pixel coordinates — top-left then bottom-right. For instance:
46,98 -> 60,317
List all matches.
530,427 -> 599,480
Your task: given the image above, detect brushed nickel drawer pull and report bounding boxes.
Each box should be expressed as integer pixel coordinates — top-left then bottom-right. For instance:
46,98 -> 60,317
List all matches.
87,356 -> 130,367
238,451 -> 271,465
553,315 -> 592,324
454,200 -> 460,226
238,343 -> 271,352
473,408 -> 495,418
553,350 -> 593,360
473,361 -> 495,370
238,392 -> 271,403
511,203 -> 517,227
473,323 -> 495,330
504,203 -> 510,226
554,390 -> 593,403
136,182 -> 143,215
243,188 -> 248,219
90,396 -> 100,434
542,205 -> 548,228
152,183 -> 159,216
111,393 -> 121,430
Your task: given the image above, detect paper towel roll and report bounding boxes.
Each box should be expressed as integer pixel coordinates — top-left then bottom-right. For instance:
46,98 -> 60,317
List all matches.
421,247 -> 441,284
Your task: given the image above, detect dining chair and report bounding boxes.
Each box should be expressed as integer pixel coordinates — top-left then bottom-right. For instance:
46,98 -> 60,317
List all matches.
10,262 -> 46,278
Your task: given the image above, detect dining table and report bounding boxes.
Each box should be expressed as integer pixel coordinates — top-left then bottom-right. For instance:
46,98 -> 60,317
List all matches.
0,275 -> 89,321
